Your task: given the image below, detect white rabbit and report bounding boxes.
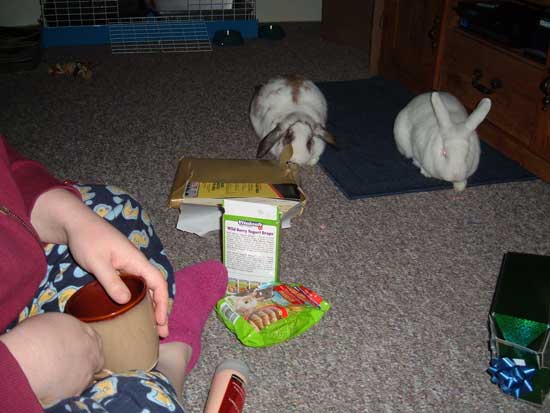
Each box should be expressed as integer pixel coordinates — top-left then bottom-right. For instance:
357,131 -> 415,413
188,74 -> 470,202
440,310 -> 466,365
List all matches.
394,91 -> 491,191
249,74 -> 335,166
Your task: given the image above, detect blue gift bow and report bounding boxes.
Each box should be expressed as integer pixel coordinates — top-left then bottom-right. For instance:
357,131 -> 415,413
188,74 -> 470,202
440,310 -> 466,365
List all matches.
487,357 -> 537,399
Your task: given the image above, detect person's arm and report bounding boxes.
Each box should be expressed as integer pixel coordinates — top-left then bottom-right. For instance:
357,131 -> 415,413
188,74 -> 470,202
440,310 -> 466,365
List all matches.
3,137 -> 168,336
3,136 -> 81,216
0,313 -> 104,408
0,342 -> 43,413
1,137 -> 105,409
31,189 -> 169,337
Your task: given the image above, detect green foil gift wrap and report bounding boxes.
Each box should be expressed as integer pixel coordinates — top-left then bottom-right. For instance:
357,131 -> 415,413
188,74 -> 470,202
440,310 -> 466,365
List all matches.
489,252 -> 550,405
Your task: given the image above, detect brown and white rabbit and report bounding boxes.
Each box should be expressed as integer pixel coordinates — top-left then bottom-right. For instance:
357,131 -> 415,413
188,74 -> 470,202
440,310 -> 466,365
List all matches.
249,74 -> 336,166
394,91 -> 491,191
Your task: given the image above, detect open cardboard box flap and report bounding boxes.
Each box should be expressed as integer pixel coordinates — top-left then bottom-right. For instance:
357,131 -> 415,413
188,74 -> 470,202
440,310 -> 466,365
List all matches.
168,157 -> 306,214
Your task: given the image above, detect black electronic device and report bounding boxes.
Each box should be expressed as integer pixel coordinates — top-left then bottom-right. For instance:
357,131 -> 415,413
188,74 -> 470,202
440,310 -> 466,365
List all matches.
529,7 -> 550,61
456,1 -> 550,61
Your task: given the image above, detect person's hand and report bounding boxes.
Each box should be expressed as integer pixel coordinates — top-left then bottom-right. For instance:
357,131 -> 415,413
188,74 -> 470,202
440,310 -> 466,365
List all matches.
31,189 -> 169,337
0,313 -> 103,405
67,207 -> 170,337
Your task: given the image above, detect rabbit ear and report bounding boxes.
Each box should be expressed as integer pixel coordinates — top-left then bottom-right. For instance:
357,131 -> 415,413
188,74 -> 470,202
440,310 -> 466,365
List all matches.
465,98 -> 492,132
321,129 -> 336,146
257,124 -> 284,158
431,92 -> 452,130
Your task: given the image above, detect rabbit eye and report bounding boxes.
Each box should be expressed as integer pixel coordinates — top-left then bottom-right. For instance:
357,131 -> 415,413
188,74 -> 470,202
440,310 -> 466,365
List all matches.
441,148 -> 448,158
307,137 -> 314,151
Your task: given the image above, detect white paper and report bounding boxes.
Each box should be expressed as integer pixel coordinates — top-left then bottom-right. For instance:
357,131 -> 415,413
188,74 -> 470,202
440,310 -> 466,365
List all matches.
223,199 -> 279,220
176,204 -> 223,237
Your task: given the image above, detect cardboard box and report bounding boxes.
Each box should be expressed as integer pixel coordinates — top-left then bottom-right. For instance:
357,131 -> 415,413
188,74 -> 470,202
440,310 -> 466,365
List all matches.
168,158 -> 306,235
489,252 -> 550,405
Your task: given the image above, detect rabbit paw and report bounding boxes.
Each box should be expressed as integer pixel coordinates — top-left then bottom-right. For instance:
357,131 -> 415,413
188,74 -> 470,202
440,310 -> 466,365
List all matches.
453,181 -> 467,192
307,156 -> 320,166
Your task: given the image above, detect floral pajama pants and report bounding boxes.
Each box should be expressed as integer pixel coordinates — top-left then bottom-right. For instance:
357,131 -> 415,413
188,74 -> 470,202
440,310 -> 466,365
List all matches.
6,184 -> 185,413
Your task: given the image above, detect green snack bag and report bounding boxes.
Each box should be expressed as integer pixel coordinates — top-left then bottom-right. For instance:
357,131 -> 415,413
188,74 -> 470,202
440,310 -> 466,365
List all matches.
216,282 -> 331,347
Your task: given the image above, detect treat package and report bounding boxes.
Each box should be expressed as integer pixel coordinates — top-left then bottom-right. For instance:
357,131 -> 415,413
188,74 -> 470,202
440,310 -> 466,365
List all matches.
216,283 -> 331,347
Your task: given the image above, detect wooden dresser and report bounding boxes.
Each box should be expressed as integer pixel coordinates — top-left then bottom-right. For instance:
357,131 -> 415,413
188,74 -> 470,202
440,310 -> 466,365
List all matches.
371,0 -> 550,182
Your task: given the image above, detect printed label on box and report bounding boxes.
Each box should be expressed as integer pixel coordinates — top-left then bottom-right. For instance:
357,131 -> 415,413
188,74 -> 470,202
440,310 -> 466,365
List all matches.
223,199 -> 280,294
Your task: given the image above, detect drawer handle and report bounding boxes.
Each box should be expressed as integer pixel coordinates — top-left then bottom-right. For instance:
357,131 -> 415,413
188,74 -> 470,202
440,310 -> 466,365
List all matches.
539,77 -> 550,111
472,69 -> 502,95
428,16 -> 440,49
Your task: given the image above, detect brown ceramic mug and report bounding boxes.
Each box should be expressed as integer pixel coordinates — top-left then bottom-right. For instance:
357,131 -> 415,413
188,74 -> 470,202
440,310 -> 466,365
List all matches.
65,274 -> 159,376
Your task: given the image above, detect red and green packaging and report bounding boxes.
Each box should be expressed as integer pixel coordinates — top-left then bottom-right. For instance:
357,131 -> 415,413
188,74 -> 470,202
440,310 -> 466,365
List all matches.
216,282 -> 331,347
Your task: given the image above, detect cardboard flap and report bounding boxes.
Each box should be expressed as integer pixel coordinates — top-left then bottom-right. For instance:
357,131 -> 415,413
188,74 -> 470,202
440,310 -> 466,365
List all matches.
169,157 -> 304,209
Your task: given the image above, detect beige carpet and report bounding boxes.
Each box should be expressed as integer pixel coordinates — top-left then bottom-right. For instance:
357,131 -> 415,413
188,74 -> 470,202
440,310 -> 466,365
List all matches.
2,22 -> 550,413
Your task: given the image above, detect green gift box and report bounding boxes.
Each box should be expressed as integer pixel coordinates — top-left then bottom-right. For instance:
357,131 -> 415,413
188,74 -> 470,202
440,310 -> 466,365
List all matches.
489,252 -> 550,405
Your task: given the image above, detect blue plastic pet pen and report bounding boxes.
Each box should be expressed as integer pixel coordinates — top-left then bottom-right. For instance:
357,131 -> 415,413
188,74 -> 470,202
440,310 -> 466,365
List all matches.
40,0 -> 258,53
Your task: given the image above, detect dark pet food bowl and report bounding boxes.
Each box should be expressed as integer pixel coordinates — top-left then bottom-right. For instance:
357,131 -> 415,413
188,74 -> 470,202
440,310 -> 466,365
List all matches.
258,23 -> 285,40
213,29 -> 244,46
